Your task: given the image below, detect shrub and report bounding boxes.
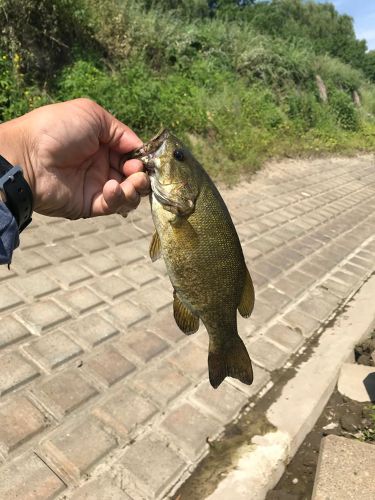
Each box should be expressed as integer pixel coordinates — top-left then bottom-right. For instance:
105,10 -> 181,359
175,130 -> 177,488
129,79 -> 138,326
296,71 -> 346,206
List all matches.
329,90 -> 361,131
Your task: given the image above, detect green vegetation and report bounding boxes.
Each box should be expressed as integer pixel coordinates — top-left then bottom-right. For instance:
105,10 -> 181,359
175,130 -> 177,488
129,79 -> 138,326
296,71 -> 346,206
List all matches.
359,405 -> 375,443
1,0 -> 375,180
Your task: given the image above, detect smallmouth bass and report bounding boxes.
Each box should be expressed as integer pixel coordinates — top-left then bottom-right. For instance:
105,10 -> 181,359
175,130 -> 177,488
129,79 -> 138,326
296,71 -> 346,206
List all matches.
126,130 -> 255,389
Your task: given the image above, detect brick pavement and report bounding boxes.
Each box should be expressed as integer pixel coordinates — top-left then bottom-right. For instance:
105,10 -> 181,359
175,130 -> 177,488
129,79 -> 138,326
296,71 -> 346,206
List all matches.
0,155 -> 375,499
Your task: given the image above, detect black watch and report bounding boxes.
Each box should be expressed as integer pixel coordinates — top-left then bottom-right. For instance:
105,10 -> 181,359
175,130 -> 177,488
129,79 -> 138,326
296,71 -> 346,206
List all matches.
0,154 -> 33,232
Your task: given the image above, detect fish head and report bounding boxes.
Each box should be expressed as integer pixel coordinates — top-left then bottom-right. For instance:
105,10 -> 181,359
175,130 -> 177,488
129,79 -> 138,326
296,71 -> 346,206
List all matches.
141,129 -> 200,216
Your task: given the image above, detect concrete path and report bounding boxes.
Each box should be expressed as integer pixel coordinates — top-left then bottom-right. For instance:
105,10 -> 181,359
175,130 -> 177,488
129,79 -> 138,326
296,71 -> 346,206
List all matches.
0,155 -> 374,499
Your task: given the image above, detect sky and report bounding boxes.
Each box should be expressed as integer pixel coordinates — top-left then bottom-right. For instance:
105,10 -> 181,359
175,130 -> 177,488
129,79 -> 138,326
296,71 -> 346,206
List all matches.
317,1 -> 375,51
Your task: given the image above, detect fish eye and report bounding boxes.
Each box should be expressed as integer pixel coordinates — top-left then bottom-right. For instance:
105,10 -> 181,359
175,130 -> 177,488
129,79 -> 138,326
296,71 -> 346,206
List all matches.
173,149 -> 184,162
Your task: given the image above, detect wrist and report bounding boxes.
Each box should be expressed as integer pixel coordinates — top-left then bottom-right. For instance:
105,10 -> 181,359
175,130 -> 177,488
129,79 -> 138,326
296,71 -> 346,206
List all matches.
0,119 -> 34,231
0,118 -> 34,195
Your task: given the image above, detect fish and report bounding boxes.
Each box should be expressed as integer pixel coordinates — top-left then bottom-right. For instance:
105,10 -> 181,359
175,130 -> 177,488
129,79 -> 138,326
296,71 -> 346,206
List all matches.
125,130 -> 255,389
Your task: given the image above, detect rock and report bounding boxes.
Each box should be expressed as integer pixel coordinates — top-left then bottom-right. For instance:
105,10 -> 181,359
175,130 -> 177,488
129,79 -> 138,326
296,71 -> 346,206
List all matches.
312,435 -> 375,499
337,363 -> 375,403
340,413 -> 361,433
357,353 -> 373,366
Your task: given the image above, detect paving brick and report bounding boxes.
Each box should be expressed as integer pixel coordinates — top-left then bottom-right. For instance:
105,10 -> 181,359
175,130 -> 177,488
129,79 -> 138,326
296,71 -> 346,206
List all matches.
24,330 -> 83,370
70,477 -> 131,500
10,273 -> 60,299
68,313 -> 119,347
121,263 -> 159,286
341,262 -> 368,280
349,255 -> 372,270
40,244 -> 81,263
72,235 -> 108,254
264,323 -> 304,352
16,300 -> 70,333
0,452 -> 65,500
332,270 -> 361,288
81,254 -> 119,275
57,286 -> 104,314
41,417 -> 117,483
161,402 -> 221,460
251,270 -> 268,290
109,242 -> 145,265
19,228 -> 44,249
192,380 -> 248,422
130,284 -> 173,312
251,238 -> 274,254
132,362 -> 190,406
251,299 -> 277,326
69,218 -> 98,236
105,299 -> 150,328
0,352 -> 39,396
253,260 -> 283,281
247,336 -> 289,371
168,342 -> 208,380
36,225 -> 71,243
0,396 -> 50,453
148,309 -> 185,344
48,261 -> 91,287
116,329 -> 168,363
90,275 -> 133,300
298,291 -> 339,322
258,286 -> 291,310
243,243 -> 262,261
85,347 -> 135,386
118,433 -> 186,498
0,265 -> 16,282
0,284 -> 24,311
319,278 -> 355,299
282,308 -> 320,338
230,362 -> 271,397
33,370 -> 98,417
99,228 -> 131,246
273,276 -> 307,299
0,316 -> 31,349
93,386 -> 157,438
297,261 -> 326,280
15,250 -> 51,272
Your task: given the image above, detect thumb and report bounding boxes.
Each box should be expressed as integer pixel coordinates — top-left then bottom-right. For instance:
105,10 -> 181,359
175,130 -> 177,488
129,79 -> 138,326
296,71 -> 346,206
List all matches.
96,104 -> 143,153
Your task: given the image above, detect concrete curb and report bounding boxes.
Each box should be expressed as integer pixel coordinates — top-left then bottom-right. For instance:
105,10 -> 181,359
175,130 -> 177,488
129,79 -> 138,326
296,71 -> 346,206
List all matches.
206,274 -> 375,500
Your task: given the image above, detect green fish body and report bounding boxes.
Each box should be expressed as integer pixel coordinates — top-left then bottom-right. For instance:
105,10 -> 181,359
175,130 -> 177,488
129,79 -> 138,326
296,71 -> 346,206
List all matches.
129,130 -> 254,388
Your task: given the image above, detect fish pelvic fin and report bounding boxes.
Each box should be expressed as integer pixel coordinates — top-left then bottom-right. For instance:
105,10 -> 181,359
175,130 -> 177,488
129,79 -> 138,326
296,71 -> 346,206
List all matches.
149,231 -> 162,262
208,335 -> 253,389
173,291 -> 200,335
238,266 -> 255,318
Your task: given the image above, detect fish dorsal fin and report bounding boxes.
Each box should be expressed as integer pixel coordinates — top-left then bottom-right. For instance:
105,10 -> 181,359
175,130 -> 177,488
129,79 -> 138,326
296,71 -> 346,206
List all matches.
149,231 -> 162,262
173,291 -> 199,335
238,267 -> 255,318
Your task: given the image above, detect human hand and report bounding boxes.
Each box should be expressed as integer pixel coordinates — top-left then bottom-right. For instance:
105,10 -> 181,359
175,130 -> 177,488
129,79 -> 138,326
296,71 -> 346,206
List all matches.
0,98 -> 150,219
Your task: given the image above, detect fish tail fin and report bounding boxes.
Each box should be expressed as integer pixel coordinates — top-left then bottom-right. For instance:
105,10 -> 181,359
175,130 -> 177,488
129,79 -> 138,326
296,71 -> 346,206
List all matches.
208,334 -> 253,389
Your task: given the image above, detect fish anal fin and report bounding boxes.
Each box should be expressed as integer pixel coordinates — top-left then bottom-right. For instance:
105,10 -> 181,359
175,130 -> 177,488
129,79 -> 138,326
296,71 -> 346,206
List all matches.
173,291 -> 199,335
238,267 -> 255,318
208,335 -> 253,389
149,231 -> 162,262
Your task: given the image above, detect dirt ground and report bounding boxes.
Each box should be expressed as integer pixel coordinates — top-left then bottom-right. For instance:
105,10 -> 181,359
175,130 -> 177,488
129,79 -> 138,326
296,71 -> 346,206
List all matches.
266,335 -> 375,500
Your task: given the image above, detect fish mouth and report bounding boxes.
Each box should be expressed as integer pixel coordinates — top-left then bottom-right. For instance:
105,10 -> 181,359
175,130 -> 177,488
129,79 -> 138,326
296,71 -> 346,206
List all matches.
121,129 -> 169,173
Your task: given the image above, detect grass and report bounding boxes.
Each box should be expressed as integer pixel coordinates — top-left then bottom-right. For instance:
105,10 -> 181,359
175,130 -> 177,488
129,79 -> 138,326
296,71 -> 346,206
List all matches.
1,0 -> 375,183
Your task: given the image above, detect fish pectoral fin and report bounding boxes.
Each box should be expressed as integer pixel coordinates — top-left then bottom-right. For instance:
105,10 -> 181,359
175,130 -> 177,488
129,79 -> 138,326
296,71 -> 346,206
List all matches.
173,291 -> 199,335
238,267 -> 255,318
149,231 -> 162,262
208,335 -> 253,389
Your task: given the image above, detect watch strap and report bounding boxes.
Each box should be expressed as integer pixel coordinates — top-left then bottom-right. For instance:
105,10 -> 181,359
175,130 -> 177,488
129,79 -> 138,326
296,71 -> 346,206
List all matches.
0,155 -> 33,232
